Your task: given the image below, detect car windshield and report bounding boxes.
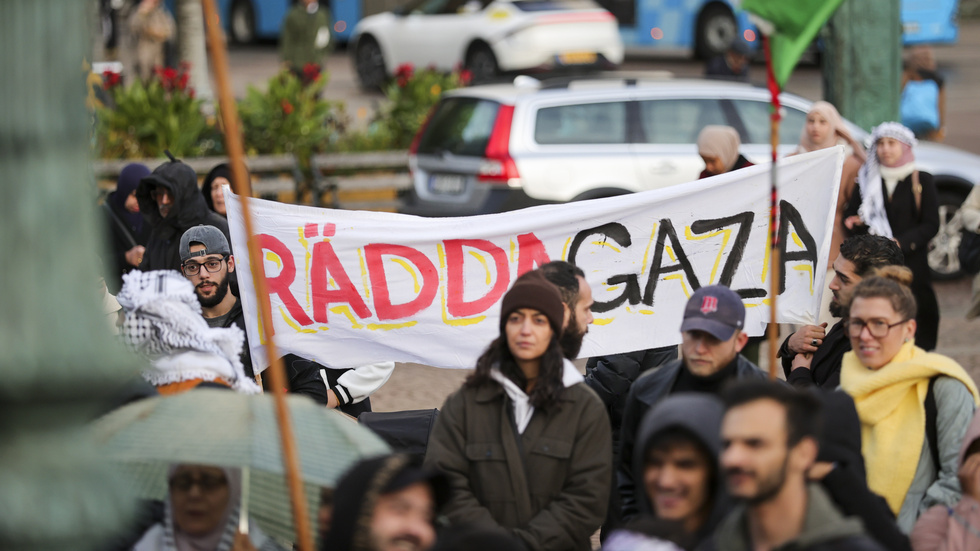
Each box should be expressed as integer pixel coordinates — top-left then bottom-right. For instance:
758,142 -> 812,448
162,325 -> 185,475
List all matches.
416,97 -> 500,157
510,0 -> 601,11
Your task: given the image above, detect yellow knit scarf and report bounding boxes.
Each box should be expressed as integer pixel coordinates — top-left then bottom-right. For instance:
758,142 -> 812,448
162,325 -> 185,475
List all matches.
840,341 -> 979,514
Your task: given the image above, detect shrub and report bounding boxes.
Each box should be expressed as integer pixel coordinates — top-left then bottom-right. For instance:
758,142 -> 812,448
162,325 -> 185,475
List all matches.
376,64 -> 470,149
94,63 -> 220,159
238,69 -> 336,164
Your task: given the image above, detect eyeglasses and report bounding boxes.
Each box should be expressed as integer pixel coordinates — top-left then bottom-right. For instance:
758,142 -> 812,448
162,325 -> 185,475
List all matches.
845,317 -> 910,339
168,472 -> 228,493
181,255 -> 228,276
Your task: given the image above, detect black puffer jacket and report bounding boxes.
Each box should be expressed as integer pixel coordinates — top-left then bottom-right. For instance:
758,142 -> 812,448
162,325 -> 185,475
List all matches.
135,156 -> 230,272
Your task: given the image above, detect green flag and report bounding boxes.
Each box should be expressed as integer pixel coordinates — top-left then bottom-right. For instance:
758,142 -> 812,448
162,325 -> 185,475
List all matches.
742,0 -> 846,86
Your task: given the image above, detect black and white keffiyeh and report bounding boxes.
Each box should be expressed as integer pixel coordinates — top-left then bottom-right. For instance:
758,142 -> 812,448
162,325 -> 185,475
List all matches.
117,270 -> 260,394
857,122 -> 918,239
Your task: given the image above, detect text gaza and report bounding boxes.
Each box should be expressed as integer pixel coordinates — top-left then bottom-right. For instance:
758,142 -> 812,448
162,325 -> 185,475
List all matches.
257,201 -> 818,329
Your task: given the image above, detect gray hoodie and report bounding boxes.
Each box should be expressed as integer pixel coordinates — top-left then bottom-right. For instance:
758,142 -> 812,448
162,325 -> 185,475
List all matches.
633,393 -> 729,547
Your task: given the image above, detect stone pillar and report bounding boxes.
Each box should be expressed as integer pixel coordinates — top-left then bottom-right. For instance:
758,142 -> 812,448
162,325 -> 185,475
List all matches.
821,0 -> 902,131
177,0 -> 215,104
0,2 -> 136,549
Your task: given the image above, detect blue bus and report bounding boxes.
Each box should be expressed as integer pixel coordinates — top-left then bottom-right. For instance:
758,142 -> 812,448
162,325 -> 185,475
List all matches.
198,0 -> 961,52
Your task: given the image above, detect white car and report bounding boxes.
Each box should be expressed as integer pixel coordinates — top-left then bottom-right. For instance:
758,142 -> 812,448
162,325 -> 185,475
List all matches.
349,0 -> 624,88
403,76 -> 980,278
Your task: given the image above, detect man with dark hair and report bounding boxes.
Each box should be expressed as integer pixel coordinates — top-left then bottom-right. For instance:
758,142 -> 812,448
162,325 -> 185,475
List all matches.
178,224 -> 252,377
616,285 -> 765,524
707,380 -> 884,551
779,234 -> 904,388
616,394 -> 730,549
322,454 -> 449,551
520,260 -> 594,359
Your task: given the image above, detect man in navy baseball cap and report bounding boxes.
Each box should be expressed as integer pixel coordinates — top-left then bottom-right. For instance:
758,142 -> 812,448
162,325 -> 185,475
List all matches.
615,284 -> 766,525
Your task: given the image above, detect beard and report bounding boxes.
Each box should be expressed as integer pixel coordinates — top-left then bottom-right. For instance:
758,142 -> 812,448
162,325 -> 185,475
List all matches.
559,314 -> 587,360
196,274 -> 230,308
829,297 -> 843,318
727,454 -> 789,505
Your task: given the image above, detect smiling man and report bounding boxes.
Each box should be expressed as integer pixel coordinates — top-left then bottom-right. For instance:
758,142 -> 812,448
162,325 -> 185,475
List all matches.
617,285 -> 765,523
626,393 -> 728,548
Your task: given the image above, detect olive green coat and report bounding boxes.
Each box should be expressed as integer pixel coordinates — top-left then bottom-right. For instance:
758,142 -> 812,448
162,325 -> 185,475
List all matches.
425,380 -> 612,551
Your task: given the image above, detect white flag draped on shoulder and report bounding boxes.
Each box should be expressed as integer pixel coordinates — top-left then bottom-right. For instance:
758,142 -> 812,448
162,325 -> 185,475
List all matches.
226,147 -> 844,372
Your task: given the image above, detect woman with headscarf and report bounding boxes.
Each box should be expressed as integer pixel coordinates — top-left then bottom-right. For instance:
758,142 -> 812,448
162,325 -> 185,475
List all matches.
103,163 -> 152,293
696,125 -> 752,179
844,122 -> 941,351
839,267 -> 978,533
424,272 -> 612,551
795,101 -> 867,268
201,163 -> 234,218
132,464 -> 286,551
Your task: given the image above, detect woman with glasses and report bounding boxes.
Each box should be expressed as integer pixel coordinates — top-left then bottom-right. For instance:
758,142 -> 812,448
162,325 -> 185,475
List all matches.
839,266 -> 979,533
132,464 -> 285,551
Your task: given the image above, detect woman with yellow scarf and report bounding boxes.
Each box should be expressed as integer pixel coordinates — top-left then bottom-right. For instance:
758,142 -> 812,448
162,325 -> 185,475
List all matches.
840,266 -> 979,533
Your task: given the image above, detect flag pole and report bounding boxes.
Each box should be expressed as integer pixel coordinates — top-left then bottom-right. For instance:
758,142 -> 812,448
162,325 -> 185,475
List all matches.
762,34 -> 782,380
201,2 -> 315,550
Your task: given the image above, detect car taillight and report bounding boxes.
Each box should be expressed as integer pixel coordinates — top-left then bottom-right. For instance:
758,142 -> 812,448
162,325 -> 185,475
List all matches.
479,105 -> 520,186
409,105 -> 437,157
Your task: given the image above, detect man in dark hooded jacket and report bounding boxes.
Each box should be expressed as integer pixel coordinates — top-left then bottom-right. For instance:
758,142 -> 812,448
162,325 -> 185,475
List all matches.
603,393 -> 731,551
136,152 -> 229,272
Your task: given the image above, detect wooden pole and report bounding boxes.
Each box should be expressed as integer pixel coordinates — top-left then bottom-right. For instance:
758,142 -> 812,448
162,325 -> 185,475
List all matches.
200,2 -> 314,550
763,35 -> 782,380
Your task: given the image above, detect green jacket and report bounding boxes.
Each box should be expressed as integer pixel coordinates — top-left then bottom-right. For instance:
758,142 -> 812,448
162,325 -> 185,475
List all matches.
279,3 -> 331,69
708,484 -> 884,551
424,378 -> 612,551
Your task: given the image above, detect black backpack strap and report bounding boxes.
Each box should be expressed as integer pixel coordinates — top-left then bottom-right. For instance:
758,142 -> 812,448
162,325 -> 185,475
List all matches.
925,376 -> 940,469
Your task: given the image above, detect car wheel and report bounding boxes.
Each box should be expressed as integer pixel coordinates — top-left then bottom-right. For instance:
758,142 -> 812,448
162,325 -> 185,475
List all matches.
355,37 -> 387,90
466,44 -> 498,85
696,4 -> 736,59
230,0 -> 256,44
928,189 -> 969,280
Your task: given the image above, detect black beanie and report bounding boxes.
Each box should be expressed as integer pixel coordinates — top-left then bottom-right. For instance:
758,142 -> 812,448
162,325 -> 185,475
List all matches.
499,271 -> 564,336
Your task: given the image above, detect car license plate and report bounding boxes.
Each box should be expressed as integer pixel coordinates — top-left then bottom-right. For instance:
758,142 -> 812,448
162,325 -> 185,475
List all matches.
559,52 -> 597,65
428,174 -> 466,195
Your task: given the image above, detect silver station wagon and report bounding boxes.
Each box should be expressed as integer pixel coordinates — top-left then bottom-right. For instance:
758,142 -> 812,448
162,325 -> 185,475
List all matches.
403,76 -> 980,278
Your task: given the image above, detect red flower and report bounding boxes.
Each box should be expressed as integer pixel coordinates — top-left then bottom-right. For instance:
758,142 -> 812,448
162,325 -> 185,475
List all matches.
177,72 -> 190,91
301,63 -> 322,86
102,70 -> 122,90
281,99 -> 294,115
188,88 -> 196,99
394,63 -> 414,82
459,69 -> 472,86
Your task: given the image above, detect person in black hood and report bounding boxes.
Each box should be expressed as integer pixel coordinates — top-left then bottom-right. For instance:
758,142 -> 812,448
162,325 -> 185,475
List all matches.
136,152 -> 230,272
605,393 -> 730,551
322,454 -> 449,551
102,162 -> 152,293
808,390 -> 911,551
200,162 -> 247,218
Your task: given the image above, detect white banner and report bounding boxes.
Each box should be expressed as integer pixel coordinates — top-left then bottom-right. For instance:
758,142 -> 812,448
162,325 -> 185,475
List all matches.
227,147 -> 843,371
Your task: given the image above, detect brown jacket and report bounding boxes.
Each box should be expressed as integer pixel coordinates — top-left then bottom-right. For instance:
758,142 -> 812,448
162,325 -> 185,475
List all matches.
424,379 -> 612,551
